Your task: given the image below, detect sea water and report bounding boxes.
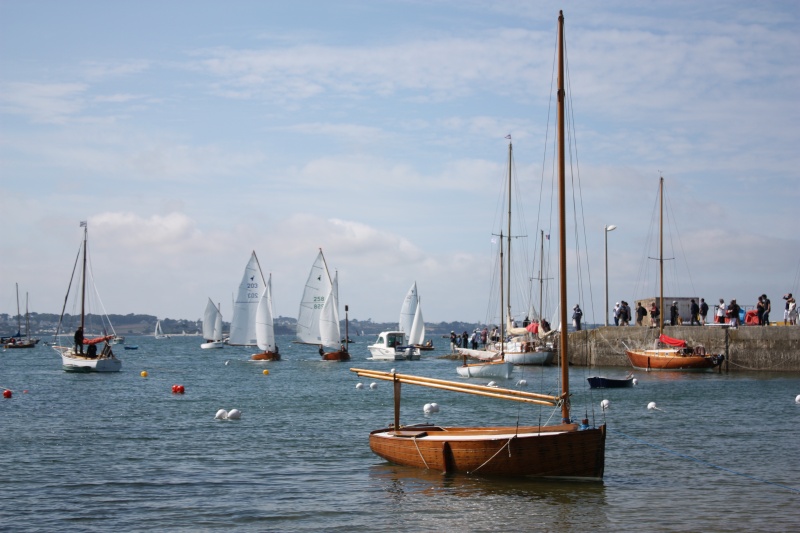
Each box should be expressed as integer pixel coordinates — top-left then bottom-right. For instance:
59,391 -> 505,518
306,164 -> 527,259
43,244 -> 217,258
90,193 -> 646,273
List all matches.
1,335 -> 798,532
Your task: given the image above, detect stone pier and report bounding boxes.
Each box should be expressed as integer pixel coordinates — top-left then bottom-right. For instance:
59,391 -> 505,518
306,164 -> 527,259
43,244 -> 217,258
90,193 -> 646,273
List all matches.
567,325 -> 800,372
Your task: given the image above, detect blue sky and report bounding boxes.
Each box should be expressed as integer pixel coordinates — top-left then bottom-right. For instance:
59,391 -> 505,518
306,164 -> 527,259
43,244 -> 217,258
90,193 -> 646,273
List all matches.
2,1 -> 799,326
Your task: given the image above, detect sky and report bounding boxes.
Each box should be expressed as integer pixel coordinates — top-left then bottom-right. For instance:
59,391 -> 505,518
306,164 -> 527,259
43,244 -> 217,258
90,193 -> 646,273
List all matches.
2,0 -> 799,327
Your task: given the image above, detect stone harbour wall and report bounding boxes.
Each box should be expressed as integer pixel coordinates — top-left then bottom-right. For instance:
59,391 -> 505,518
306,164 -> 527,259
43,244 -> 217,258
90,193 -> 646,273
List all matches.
567,325 -> 800,372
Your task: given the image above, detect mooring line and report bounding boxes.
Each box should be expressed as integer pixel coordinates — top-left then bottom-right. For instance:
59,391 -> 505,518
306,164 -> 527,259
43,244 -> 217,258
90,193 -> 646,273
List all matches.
612,429 -> 800,494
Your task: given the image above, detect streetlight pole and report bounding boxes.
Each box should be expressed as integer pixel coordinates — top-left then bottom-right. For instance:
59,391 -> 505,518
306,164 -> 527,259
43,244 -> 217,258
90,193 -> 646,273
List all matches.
604,224 -> 617,327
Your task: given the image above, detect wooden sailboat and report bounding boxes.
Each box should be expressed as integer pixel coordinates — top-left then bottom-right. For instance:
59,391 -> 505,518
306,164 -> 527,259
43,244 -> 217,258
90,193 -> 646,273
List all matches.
624,178 -> 724,371
296,249 -> 349,361
53,222 -> 121,372
351,12 -> 606,479
251,274 -> 280,361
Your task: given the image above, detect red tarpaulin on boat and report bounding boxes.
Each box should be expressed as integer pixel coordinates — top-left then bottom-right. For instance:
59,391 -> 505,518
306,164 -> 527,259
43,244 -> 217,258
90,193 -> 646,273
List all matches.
659,334 -> 687,348
526,323 -> 539,334
83,335 -> 114,345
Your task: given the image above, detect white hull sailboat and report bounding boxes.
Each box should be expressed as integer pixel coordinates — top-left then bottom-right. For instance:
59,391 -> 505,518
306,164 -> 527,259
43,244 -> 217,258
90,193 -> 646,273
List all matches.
297,249 -> 349,361
200,298 -> 225,349
251,274 -> 280,361
53,222 -> 122,373
227,251 -> 266,347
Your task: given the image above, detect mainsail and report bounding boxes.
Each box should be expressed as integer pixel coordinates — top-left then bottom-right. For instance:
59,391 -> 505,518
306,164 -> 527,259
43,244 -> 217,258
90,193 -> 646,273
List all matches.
296,250 -> 333,345
228,251 -> 265,346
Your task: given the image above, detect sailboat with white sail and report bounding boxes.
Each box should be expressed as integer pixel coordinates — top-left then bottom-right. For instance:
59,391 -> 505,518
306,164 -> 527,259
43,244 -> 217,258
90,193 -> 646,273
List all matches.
296,249 -> 349,361
53,222 -> 121,372
154,319 -> 170,339
3,284 -> 39,349
251,274 -> 280,361
227,251 -> 266,347
200,298 -> 225,349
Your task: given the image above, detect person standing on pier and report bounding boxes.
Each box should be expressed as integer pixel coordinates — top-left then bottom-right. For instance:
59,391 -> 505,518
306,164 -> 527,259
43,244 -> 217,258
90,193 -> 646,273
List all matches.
716,299 -> 727,324
690,299 -> 700,326
636,302 -> 647,326
699,298 -> 709,325
762,294 -> 771,326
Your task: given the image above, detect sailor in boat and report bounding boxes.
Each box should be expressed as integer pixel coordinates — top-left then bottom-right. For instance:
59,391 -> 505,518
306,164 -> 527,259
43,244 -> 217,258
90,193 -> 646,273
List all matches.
87,343 -> 97,359
74,326 -> 84,354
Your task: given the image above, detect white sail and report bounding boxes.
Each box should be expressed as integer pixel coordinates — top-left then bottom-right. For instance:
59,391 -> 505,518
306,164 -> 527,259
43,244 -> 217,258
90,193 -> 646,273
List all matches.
319,282 -> 340,348
255,274 -> 276,352
408,298 -> 425,345
228,251 -> 266,346
296,250 -> 333,345
202,298 -> 223,341
399,282 -> 419,335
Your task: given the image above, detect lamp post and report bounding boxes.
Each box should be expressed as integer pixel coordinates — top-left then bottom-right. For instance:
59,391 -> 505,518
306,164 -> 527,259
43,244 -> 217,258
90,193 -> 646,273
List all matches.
604,224 -> 617,327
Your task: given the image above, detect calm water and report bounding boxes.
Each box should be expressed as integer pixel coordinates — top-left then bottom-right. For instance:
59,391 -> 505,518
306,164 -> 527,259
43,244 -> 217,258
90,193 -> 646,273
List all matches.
1,335 -> 798,532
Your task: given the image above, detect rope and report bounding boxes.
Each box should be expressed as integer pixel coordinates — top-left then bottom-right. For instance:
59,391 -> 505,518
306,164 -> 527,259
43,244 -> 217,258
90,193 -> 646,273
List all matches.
469,435 -> 516,474
412,436 -> 429,470
613,428 -> 800,494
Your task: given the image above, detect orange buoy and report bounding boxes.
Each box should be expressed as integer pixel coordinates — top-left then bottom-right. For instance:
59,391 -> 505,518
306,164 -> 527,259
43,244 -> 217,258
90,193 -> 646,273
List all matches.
171,384 -> 178,393
140,370 -> 148,378
3,389 -> 11,399
177,385 -> 185,394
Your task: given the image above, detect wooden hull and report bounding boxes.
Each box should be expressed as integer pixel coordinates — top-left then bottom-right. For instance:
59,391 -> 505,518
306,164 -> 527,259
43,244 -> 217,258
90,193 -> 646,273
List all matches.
587,376 -> 633,388
322,350 -> 350,362
625,349 -> 722,371
369,423 -> 606,480
251,351 -> 280,361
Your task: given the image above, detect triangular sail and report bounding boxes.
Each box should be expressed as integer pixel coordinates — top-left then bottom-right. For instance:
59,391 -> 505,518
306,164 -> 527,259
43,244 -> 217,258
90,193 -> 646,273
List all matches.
202,298 -> 222,341
319,281 -> 340,348
228,251 -> 265,346
296,250 -> 333,344
255,274 -> 276,352
408,296 -> 425,345
398,282 -> 418,335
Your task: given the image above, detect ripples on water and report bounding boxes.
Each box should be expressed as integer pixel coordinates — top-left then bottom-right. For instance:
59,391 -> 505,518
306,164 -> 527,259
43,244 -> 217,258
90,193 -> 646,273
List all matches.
1,335 -> 798,531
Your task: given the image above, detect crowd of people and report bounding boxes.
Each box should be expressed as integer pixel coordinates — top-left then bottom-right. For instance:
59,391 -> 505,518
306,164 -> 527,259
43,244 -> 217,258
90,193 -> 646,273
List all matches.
605,292 -> 798,328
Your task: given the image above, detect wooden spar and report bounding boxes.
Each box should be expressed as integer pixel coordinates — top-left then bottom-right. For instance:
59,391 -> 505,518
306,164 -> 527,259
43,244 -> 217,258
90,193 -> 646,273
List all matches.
350,368 -> 560,406
557,9 -> 570,424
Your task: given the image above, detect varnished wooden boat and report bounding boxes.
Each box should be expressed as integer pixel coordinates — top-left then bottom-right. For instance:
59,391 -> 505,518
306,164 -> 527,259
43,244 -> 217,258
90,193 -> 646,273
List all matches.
625,347 -> 722,371
251,350 -> 281,361
624,177 -> 724,372
351,12 -> 606,481
321,349 -> 350,362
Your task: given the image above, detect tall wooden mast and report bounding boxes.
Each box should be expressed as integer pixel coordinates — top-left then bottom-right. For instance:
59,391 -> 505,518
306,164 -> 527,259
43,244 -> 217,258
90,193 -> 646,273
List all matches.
557,10 -> 570,422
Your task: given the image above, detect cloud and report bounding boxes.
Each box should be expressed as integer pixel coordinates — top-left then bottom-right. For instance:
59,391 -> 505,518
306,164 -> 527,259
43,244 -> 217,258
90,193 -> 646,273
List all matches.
0,82 -> 88,124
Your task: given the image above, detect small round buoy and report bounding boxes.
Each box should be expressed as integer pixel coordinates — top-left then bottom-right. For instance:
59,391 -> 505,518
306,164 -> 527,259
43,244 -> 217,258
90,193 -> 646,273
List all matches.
390,368 -> 396,374
647,401 -> 657,410
227,408 -> 242,420
355,383 -> 364,390
263,369 -> 269,375
601,399 -> 610,410
140,370 -> 148,378
2,389 -> 11,399
795,394 -> 800,404
430,402 -> 439,413
369,383 -> 378,390
517,379 -> 527,387
632,378 -> 638,386
171,384 -> 178,394
215,409 -> 228,420
423,403 -> 433,413
177,385 -> 185,394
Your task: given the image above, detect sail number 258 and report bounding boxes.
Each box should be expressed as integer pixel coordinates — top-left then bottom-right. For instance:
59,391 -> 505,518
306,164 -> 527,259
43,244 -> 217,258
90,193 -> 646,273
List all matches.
313,295 -> 326,309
